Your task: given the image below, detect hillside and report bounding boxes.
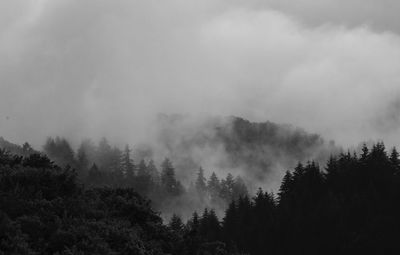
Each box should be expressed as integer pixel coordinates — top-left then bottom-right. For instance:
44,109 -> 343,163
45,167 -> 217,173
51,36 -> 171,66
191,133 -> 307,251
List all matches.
140,115 -> 339,189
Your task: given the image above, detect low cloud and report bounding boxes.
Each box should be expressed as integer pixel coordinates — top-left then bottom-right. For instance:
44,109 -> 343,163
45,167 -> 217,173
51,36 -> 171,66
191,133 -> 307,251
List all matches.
0,0 -> 399,150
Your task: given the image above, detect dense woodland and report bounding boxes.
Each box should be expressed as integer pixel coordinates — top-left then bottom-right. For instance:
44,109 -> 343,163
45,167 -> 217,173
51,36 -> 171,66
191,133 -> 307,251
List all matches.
152,116 -> 337,184
0,135 -> 250,219
2,137 -> 400,254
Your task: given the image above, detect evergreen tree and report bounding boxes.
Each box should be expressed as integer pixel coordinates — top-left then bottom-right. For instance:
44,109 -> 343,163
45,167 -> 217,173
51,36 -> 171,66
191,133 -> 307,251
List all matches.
207,172 -> 221,203
87,163 -> 102,186
21,142 -> 34,156
76,146 -> 89,178
169,214 -> 184,234
43,137 -> 75,167
278,170 -> 293,202
220,173 -> 235,203
161,158 -> 182,196
147,159 -> 160,184
232,176 -> 248,201
96,138 -> 114,171
360,143 -> 369,161
390,147 -> 400,171
195,167 -> 207,196
136,159 -> 152,195
110,147 -> 123,186
121,145 -> 135,185
78,139 -> 97,165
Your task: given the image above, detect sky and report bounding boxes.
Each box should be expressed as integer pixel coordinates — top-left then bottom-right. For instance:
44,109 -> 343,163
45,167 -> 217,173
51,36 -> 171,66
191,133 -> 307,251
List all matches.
0,0 -> 400,148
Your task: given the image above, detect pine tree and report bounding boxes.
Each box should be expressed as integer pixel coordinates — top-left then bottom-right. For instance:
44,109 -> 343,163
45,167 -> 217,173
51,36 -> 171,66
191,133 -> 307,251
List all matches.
121,145 -> 135,185
390,147 -> 400,172
207,172 -> 221,203
136,159 -> 152,195
278,170 -> 293,202
220,173 -> 235,203
195,167 -> 207,196
189,211 -> 200,232
87,163 -> 102,186
147,159 -> 160,184
96,138 -> 113,171
110,147 -> 123,186
21,142 -> 34,156
360,143 -> 369,161
161,158 -> 182,196
78,139 -> 97,165
76,146 -> 89,178
169,214 -> 184,234
206,209 -> 221,242
232,176 -> 248,201
293,162 -> 304,180
43,137 -> 75,167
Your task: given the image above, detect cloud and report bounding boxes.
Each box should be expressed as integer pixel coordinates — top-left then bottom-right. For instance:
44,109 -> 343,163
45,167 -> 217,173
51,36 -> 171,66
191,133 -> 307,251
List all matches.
234,0 -> 400,33
0,0 -> 400,149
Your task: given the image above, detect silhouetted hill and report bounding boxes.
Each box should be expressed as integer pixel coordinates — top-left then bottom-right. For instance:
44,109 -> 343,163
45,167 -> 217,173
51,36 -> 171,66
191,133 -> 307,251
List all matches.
141,115 -> 339,189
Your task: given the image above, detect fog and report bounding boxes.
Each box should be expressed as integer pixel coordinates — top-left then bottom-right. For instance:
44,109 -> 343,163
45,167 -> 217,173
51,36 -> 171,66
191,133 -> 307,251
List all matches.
1,0 -> 400,150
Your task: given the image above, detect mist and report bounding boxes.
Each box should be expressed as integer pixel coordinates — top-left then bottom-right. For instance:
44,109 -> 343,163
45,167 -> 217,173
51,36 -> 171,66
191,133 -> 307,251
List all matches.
2,1 -> 400,253
0,0 -> 399,151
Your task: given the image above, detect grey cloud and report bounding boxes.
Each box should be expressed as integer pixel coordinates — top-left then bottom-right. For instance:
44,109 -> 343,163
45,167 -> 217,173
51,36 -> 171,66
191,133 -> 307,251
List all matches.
235,0 -> 400,33
0,0 -> 399,150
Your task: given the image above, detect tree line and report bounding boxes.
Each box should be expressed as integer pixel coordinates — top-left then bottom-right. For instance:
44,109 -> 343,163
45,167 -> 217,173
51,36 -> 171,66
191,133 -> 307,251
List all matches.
166,142 -> 400,254
2,139 -> 400,254
43,137 -> 249,218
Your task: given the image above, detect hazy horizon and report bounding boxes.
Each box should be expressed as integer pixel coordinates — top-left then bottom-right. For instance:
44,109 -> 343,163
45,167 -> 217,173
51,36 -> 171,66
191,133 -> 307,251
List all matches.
1,0 -> 400,149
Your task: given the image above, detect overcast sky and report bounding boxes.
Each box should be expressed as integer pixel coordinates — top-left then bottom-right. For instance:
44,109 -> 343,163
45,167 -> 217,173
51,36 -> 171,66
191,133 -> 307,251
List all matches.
0,0 -> 400,148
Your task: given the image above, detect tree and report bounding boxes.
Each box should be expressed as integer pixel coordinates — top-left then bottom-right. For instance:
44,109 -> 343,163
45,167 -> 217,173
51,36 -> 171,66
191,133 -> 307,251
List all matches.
169,214 -> 184,234
195,167 -> 207,196
360,143 -> 369,161
77,139 -> 97,165
22,153 -> 53,169
390,147 -> 400,172
21,142 -> 34,156
147,159 -> 160,185
220,173 -> 235,203
76,146 -> 89,178
136,159 -> 152,195
222,200 -> 237,246
43,137 -> 75,167
278,170 -> 293,202
207,172 -> 221,203
96,138 -> 113,171
87,163 -> 102,186
110,147 -> 123,186
121,145 -> 135,185
232,176 -> 248,201
161,158 -> 182,196
188,211 -> 200,232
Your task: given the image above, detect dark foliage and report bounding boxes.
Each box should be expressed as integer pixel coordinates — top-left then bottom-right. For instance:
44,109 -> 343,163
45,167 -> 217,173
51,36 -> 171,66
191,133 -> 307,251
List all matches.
3,136 -> 400,254
0,151 -> 179,254
188,142 -> 400,254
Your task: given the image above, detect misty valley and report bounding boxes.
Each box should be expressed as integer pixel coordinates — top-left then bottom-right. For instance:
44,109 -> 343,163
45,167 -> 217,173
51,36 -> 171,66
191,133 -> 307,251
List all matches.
1,117 -> 400,254
2,1 -> 400,254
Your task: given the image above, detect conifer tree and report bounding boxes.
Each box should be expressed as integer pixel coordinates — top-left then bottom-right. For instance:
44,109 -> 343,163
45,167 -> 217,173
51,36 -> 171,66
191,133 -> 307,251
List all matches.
232,176 -> 248,201
161,158 -> 182,196
121,145 -> 135,183
169,214 -> 184,234
390,147 -> 400,171
76,147 -> 89,178
195,167 -> 207,196
207,172 -> 221,203
147,159 -> 160,185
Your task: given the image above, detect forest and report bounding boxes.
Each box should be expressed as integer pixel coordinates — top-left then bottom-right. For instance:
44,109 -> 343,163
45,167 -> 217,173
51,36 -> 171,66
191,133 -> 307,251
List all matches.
2,134 -> 400,254
1,0 -> 399,253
